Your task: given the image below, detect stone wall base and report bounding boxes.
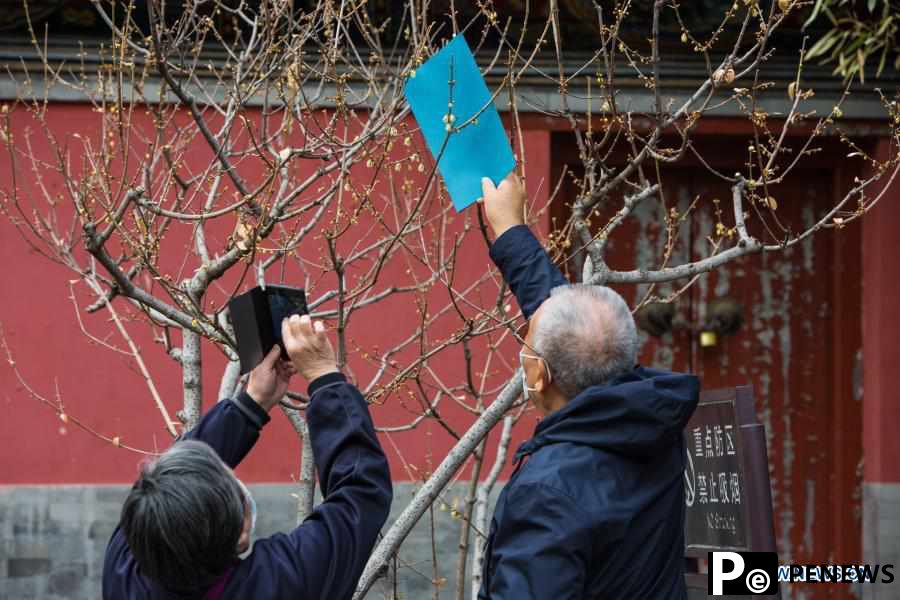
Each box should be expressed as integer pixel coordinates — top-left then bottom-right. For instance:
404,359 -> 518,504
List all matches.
0,483 -> 499,600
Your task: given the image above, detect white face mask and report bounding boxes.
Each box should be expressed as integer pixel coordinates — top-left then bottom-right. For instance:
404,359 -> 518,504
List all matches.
521,367 -> 531,402
236,478 -> 257,546
519,350 -> 549,402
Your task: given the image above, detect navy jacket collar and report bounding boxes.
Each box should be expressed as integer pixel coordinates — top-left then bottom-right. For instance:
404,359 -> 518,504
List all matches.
514,366 -> 699,463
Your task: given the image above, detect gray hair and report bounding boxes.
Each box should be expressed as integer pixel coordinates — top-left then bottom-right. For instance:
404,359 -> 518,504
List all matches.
120,440 -> 244,593
533,284 -> 638,399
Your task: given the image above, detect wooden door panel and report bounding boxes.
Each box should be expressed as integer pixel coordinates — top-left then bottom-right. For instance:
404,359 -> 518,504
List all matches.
689,171 -> 862,598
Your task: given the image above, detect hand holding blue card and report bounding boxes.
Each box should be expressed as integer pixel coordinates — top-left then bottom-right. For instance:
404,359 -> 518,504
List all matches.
404,35 -> 516,211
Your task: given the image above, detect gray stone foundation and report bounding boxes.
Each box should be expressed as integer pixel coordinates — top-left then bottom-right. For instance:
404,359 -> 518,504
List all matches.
0,483 -> 500,600
863,482 -> 900,600
6,482 -> 897,599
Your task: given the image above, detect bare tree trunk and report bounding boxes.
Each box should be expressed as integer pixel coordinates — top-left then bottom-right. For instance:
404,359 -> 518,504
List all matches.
455,439 -> 486,600
180,329 -> 202,430
471,416 -> 514,599
217,359 -> 242,402
354,375 -> 521,599
430,503 -> 441,600
216,309 -> 242,402
283,407 -> 315,523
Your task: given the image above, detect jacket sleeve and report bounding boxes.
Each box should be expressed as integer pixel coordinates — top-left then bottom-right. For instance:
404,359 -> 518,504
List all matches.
243,372 -> 393,600
489,225 -> 568,320
179,391 -> 270,468
483,483 -> 590,600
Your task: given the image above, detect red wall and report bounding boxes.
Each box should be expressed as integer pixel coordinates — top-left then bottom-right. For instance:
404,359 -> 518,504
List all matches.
0,103 -> 551,484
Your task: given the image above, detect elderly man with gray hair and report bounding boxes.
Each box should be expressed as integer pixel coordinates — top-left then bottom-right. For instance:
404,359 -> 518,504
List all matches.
102,315 -> 392,599
476,174 -> 700,600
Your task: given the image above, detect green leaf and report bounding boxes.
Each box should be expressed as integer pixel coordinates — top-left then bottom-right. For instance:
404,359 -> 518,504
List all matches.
807,30 -> 839,59
875,15 -> 894,37
844,34 -> 868,55
835,52 -> 850,79
857,47 -> 866,83
804,0 -> 827,27
868,0 -> 877,12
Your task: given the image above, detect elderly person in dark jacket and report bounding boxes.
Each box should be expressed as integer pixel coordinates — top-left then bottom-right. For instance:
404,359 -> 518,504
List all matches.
102,314 -> 392,599
476,174 -> 700,600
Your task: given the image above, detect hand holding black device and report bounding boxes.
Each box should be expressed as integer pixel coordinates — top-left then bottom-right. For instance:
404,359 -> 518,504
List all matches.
228,285 -> 308,374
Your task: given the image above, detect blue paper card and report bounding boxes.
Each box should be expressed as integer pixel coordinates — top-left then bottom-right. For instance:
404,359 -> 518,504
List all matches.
404,35 -> 516,211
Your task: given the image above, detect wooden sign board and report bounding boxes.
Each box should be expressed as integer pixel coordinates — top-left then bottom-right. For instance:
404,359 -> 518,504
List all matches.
683,386 -> 780,599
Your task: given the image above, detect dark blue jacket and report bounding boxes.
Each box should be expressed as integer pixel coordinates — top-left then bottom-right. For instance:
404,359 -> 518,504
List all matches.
103,373 -> 392,599
479,225 -> 699,600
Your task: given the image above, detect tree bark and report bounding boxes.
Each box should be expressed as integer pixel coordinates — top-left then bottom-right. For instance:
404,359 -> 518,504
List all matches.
283,407 -> 316,523
180,329 -> 202,430
217,359 -> 242,402
470,415 -> 514,599
455,439 -> 486,600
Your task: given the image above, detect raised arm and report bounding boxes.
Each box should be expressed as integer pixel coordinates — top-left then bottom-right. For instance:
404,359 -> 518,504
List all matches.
480,175 -> 567,319
236,315 -> 392,600
180,346 -> 294,468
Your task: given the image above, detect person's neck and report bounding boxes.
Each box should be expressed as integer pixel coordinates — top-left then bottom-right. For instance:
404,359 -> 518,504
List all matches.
540,393 -> 568,416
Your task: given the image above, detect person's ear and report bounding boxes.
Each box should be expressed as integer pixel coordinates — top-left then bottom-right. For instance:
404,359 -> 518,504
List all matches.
522,356 -> 537,387
533,366 -> 547,394
522,356 -> 548,395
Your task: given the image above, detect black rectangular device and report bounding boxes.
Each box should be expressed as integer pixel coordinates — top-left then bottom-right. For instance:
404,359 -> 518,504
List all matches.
227,285 -> 308,374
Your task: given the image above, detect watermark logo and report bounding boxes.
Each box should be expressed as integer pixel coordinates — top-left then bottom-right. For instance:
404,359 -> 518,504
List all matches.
708,551 -> 896,595
709,551 -> 778,595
